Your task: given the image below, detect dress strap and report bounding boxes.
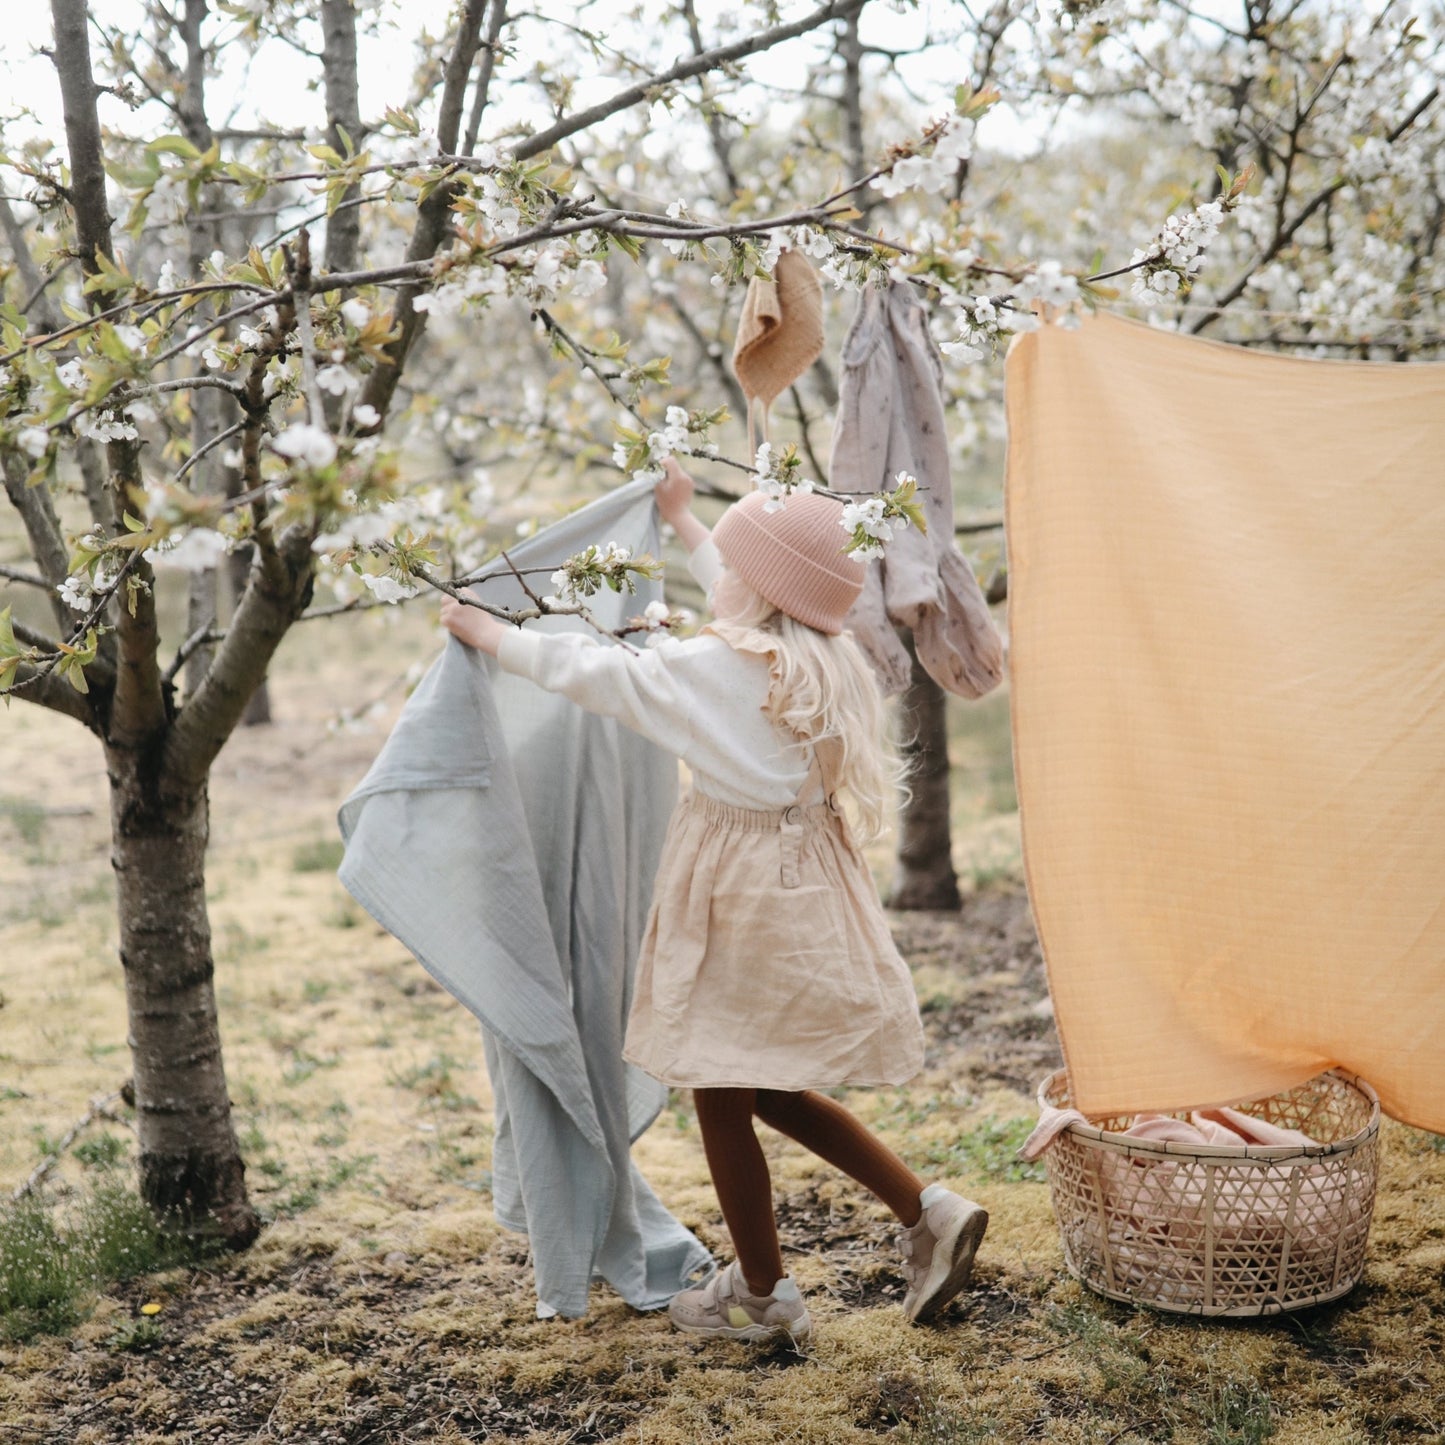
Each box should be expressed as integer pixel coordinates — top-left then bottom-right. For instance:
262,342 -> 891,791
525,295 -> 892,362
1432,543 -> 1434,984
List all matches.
795,736 -> 845,811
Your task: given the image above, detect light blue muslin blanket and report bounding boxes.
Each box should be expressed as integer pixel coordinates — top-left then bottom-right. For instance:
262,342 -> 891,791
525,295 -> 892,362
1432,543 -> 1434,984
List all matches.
337,479 -> 712,1318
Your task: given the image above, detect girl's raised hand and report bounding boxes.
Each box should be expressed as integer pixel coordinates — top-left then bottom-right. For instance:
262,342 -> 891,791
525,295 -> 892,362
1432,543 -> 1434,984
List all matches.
654,457 -> 695,526
440,595 -> 509,656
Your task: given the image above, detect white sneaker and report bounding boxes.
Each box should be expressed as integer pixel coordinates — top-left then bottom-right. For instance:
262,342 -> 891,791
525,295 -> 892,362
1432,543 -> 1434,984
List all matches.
897,1184 -> 988,1324
667,1261 -> 813,1344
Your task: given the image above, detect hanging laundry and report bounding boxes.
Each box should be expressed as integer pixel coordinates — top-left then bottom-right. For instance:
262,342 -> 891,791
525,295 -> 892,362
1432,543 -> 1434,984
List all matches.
337,479 -> 712,1318
731,247 -> 824,456
831,281 -> 1003,699
1006,312 -> 1445,1133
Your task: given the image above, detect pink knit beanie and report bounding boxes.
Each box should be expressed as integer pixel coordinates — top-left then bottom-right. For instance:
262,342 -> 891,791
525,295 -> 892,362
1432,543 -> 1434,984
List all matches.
711,490 -> 865,635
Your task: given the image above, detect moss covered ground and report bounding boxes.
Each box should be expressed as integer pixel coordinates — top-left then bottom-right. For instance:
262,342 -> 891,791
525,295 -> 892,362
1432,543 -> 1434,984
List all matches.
2,607 -> 1442,1444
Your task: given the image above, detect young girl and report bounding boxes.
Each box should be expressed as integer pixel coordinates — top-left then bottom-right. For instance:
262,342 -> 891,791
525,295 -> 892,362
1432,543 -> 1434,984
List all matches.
440,459 -> 987,1344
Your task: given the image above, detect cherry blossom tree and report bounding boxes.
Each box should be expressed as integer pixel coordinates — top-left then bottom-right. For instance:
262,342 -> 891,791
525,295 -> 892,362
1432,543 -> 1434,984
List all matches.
1,0 -> 1438,1242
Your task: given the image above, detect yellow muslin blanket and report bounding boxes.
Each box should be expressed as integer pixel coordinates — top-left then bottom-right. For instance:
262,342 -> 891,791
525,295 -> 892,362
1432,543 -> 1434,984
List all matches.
1006,312 -> 1445,1133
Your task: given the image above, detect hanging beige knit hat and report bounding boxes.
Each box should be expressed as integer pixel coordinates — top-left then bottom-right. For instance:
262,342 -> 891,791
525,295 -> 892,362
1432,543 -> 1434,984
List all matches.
731,249 -> 824,454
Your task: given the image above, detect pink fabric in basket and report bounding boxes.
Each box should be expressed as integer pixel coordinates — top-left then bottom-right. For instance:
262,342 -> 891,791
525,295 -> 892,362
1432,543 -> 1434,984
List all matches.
1020,1105 -> 1317,1160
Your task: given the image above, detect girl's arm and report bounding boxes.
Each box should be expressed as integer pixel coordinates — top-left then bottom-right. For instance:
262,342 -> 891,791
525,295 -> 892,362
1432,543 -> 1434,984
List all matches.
656,458 -> 710,553
439,596 -> 699,758
440,598 -> 508,656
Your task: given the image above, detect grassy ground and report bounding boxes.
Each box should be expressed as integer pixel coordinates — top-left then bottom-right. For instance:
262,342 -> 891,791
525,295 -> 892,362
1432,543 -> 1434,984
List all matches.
1,603 -> 1443,1444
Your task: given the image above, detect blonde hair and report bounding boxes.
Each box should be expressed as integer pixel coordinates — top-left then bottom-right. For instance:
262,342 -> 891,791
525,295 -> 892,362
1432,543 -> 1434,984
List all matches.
723,579 -> 907,843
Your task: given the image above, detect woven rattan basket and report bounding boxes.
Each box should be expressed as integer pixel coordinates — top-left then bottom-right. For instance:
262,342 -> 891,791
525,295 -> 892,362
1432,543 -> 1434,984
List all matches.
1037,1069 -> 1380,1317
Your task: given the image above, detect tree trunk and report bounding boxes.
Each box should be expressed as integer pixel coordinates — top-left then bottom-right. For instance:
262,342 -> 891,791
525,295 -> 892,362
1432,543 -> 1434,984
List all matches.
889,630 -> 961,911
107,744 -> 260,1248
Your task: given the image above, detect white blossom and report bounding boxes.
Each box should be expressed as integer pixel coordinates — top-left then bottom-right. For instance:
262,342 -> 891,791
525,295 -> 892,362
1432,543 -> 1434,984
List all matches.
75,412 -> 139,443
932,114 -> 975,165
352,404 -> 380,428
790,226 -> 834,261
663,200 -> 693,257
146,527 -> 229,572
261,358 -> 295,400
341,297 -> 372,328
17,427 -> 49,458
1130,199 -> 1228,307
58,574 -> 92,611
361,573 -> 419,604
567,259 -> 607,298
839,496 -> 905,557
1017,261 -> 1080,310
272,423 -> 337,468
316,363 -> 359,396
940,339 -> 985,363
57,359 -> 87,392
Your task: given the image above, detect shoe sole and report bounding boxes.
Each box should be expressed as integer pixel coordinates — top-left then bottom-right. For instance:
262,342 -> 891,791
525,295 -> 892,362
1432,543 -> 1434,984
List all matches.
669,1317 -> 813,1346
906,1204 -> 989,1324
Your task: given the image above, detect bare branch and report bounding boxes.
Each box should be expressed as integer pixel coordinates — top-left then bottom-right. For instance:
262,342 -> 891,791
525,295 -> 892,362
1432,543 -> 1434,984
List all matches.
2,451 -> 72,633
0,198 -> 62,334
680,0 -> 741,194
49,0 -> 115,292
355,0 -> 493,425
176,418 -> 246,482
10,618 -> 63,652
284,231 -> 327,421
165,524 -> 314,788
161,619 -> 224,686
511,0 -> 867,163
462,0 -> 510,158
5,658 -> 101,730
1191,86 -> 1440,334
788,382 -> 830,487
0,563 -> 50,590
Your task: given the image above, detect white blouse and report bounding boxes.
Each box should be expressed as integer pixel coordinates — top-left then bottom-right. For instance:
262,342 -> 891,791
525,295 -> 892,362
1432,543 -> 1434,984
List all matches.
495,538 -> 814,808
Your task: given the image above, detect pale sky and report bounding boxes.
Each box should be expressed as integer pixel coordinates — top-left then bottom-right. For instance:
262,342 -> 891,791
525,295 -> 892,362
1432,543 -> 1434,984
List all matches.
0,1 -> 1048,172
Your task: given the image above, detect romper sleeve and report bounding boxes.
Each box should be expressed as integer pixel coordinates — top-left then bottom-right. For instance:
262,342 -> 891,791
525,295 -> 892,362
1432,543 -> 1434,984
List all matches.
496,629 -> 694,756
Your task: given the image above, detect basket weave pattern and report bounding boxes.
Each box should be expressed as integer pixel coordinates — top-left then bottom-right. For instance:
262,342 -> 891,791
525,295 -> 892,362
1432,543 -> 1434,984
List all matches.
1038,1069 -> 1380,1317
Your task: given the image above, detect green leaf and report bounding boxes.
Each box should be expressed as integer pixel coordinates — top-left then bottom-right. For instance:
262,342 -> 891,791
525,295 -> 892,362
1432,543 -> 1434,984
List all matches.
0,605 -> 17,656
122,511 -> 146,533
145,135 -> 202,160
383,106 -> 420,137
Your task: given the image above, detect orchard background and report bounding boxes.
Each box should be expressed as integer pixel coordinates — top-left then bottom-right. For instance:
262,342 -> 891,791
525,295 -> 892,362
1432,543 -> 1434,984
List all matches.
2,2 -> 1442,1440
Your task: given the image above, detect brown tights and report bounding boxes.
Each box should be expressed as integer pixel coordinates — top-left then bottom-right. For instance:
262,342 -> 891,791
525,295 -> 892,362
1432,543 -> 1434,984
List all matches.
692,1087 -> 924,1296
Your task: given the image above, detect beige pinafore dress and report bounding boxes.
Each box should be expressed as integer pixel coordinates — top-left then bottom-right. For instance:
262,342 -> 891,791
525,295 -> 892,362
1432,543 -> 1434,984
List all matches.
623,640 -> 926,1091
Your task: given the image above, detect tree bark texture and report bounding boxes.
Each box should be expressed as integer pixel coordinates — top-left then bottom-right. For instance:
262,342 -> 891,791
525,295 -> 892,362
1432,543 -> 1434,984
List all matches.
49,0 -> 113,278
106,748 -> 259,1247
320,0 -> 364,275
889,631 -> 962,911
48,0 -> 260,1247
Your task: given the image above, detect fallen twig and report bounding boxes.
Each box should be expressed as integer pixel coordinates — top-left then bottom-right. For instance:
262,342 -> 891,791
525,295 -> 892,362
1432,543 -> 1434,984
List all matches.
11,1088 -> 127,1201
